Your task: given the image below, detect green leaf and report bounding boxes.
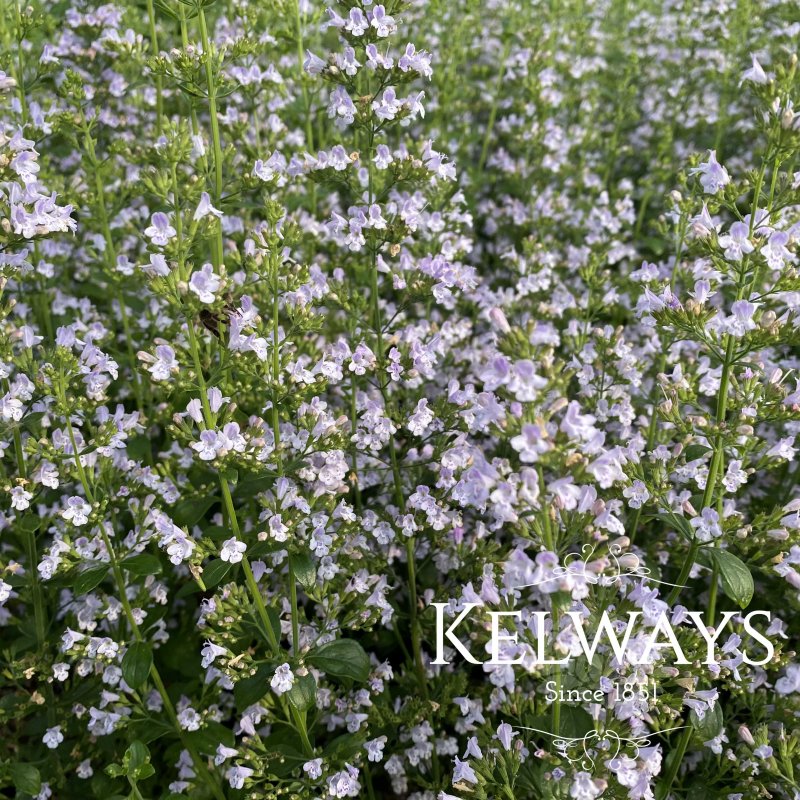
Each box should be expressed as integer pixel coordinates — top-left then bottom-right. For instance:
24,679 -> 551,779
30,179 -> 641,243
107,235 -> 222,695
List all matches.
10,763 -> 41,795
306,638 -> 370,682
21,412 -> 46,433
234,472 -> 275,497
124,741 -> 154,781
15,515 -> 41,534
202,559 -> 231,588
690,701 -> 723,740
122,642 -> 153,689
323,733 -> 365,760
683,444 -> 711,461
187,721 -> 235,755
126,741 -> 149,773
287,672 -> 317,712
220,466 -> 238,485
172,496 -> 217,527
703,548 -> 754,609
290,552 -> 316,591
121,553 -> 162,577
248,540 -> 283,559
556,705 -> 595,738
651,513 -> 693,542
126,435 -> 152,462
126,718 -> 172,745
74,563 -> 110,595
234,664 -> 271,711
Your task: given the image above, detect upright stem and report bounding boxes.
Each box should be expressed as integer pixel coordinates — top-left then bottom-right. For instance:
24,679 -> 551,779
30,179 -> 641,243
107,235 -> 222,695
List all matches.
657,723 -> 692,799
667,160 -> 767,605
197,6 -> 225,267
477,38 -> 511,174
267,256 -> 303,658
7,391 -> 46,648
363,125 -> 430,789
82,126 -> 146,416
64,416 -> 225,800
185,315 -> 313,757
145,0 -> 163,133
659,151 -> 770,800
293,0 -> 317,210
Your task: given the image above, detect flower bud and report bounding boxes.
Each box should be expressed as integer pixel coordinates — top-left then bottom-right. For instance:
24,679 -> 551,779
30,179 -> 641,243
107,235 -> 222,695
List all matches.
738,725 -> 755,746
611,536 -> 630,550
618,553 -> 640,572
488,307 -> 511,334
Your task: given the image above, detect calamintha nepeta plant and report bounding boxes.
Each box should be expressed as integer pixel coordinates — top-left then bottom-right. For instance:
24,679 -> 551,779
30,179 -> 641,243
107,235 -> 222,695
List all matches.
1,1 -> 800,799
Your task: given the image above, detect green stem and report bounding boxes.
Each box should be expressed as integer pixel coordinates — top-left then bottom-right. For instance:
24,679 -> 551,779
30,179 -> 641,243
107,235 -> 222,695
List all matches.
82,126 -> 146,416
293,0 -> 317,210
657,723 -> 692,799
477,38 -> 511,174
64,416 -> 225,800
145,0 -> 163,133
197,6 -> 225,267
707,562 -> 719,623
364,117 -> 434,783
667,160 -> 767,604
7,393 -> 46,648
185,317 -> 312,757
551,605 -> 561,734
348,375 -> 362,513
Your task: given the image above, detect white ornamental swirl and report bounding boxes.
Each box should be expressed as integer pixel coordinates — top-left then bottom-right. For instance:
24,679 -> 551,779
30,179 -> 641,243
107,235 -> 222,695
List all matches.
513,542 -> 686,591
518,726 -> 688,771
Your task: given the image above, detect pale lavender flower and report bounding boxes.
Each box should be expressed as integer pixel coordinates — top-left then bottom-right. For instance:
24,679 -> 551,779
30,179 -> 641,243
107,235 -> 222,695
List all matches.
220,537 -> 246,563
43,726 -> 63,749
189,263 -> 221,303
270,663 -> 295,695
193,191 -> 223,221
144,212 -> 176,246
690,150 -> 730,194
741,54 -> 768,85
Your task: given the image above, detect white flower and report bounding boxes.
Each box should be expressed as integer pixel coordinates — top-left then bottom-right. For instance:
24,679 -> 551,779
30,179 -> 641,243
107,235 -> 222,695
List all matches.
226,766 -> 254,790
622,479 -> 650,509
270,663 -> 295,695
43,726 -> 64,749
407,398 -> 434,436
177,707 -> 202,731
189,263 -> 221,304
723,459 -> 748,492
690,150 -> 730,194
193,191 -> 223,221
220,537 -> 246,564
741,54 -> 768,85
718,221 -> 754,262
364,736 -> 387,762
569,772 -> 606,799
303,758 -> 323,779
214,744 -> 238,766
690,507 -> 722,542
144,212 -> 176,246
62,495 -> 91,526
201,641 -> 228,668
10,485 -> 32,510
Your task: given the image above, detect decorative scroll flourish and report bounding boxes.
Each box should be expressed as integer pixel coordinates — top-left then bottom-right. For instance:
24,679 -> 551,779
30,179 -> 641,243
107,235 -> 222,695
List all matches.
517,726 -> 688,770
513,542 -> 687,590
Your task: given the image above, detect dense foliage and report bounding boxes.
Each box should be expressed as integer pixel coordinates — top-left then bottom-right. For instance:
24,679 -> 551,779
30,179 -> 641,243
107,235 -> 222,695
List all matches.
2,0 -> 800,798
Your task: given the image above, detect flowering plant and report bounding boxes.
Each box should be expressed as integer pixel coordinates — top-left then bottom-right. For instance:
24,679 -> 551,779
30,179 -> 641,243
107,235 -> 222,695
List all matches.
2,1 -> 800,799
